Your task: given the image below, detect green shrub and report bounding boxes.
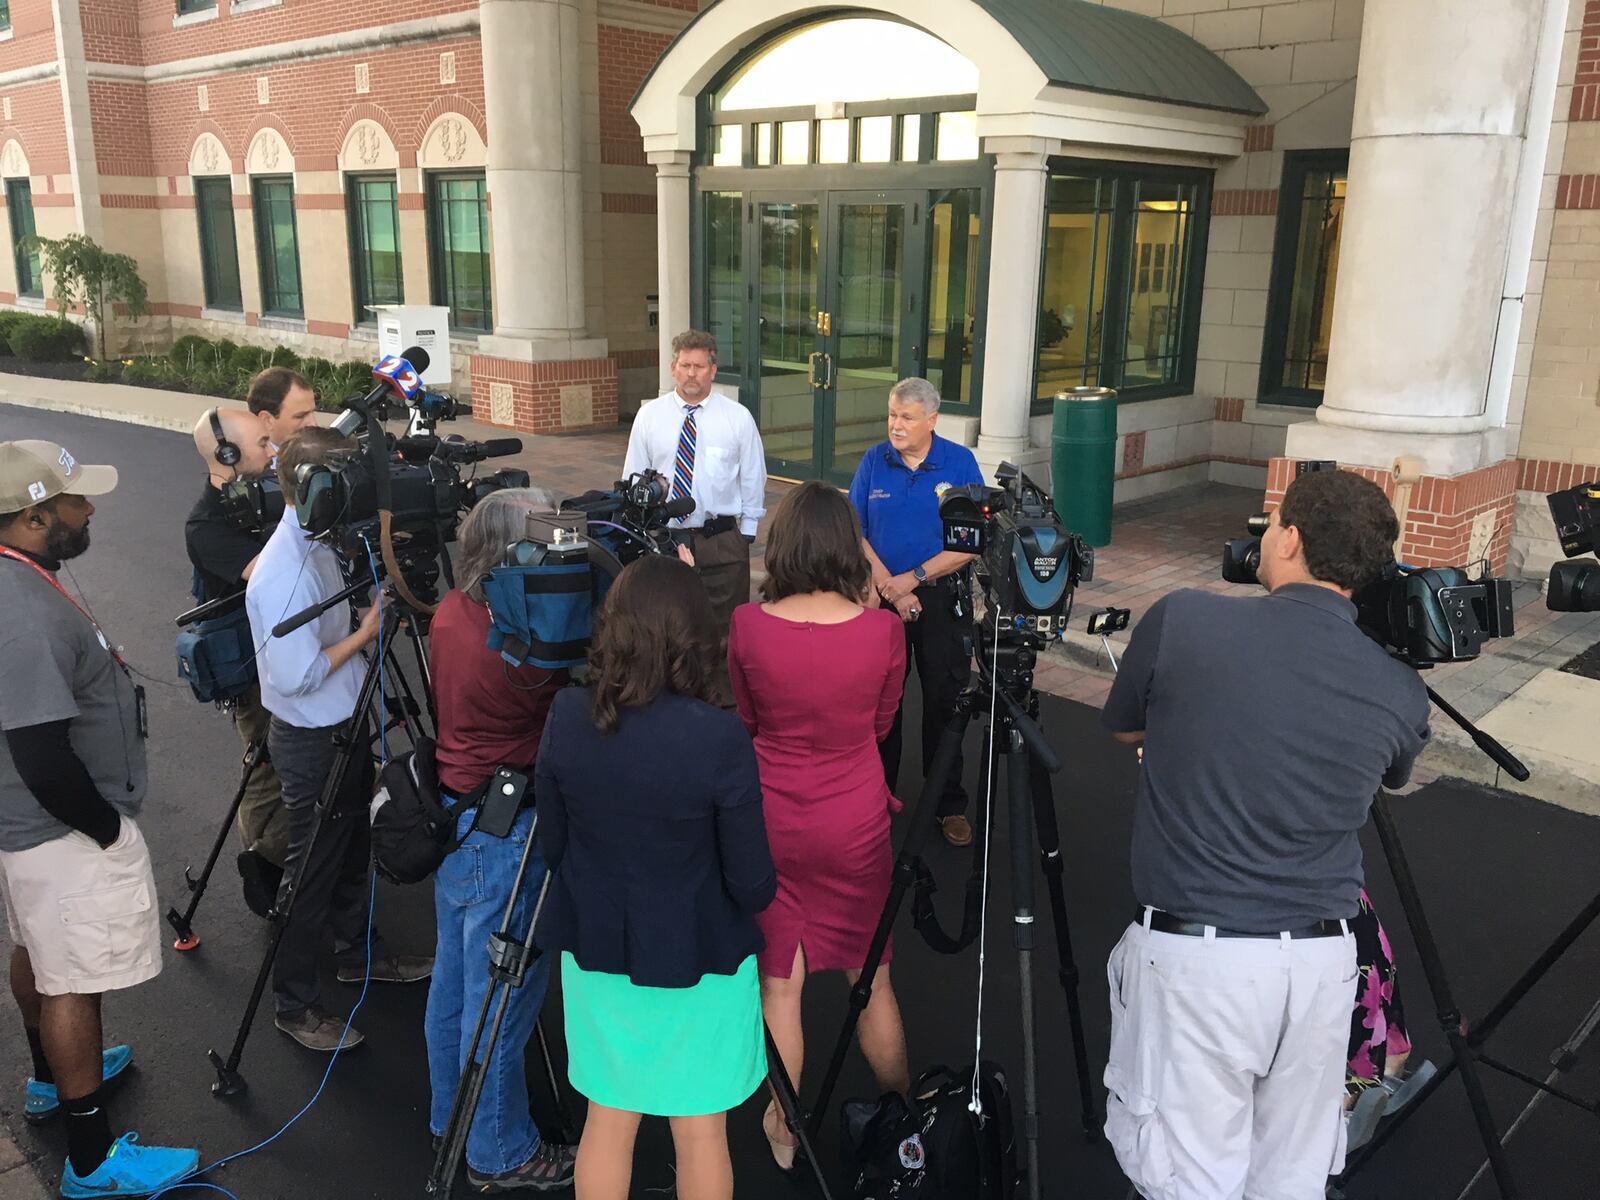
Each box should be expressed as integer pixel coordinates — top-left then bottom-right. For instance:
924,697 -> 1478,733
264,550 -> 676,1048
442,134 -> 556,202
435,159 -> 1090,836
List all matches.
121,358 -> 178,389
0,310 -> 30,355
86,359 -> 120,383
9,316 -> 87,362
228,344 -> 271,375
262,345 -> 302,371
185,365 -> 237,399
208,338 -> 240,368
168,335 -> 212,370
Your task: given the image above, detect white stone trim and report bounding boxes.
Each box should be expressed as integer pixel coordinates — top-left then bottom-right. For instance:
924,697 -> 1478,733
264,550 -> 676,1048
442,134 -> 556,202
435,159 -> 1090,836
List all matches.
340,119 -> 399,173
201,307 -> 247,324
230,0 -> 283,14
259,315 -> 306,333
0,63 -> 60,89
188,132 -> 233,178
0,28 -> 15,44
419,112 -> 487,171
598,0 -> 693,36
245,127 -> 294,175
87,11 -> 480,85
172,5 -> 220,28
0,139 -> 31,180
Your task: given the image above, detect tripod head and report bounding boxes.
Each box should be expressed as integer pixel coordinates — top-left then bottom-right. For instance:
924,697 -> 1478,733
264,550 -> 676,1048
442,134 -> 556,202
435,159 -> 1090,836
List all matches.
964,619 -> 1063,775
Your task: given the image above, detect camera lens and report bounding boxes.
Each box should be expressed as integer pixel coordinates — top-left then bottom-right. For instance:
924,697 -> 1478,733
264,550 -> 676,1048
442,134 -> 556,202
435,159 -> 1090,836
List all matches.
1245,512 -> 1270,537
1548,558 -> 1600,613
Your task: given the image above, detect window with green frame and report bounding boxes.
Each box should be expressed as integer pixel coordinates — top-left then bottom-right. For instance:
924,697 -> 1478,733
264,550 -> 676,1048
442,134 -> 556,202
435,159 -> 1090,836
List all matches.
426,172 -> 491,333
194,177 -> 242,310
348,175 -> 403,324
1260,150 -> 1348,405
175,0 -> 216,15
0,0 -> 12,31
252,176 -> 302,317
702,190 -> 743,376
7,180 -> 40,298
1035,163 -> 1209,404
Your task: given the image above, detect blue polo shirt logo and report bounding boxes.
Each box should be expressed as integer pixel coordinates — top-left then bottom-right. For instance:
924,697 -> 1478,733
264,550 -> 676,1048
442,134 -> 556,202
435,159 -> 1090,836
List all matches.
869,488 -> 892,502
934,482 -> 953,499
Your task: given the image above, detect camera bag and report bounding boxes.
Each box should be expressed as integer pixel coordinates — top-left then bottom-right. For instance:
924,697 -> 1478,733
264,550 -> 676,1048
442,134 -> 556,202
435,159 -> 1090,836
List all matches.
369,737 -> 487,885
840,1062 -> 1017,1199
175,600 -> 257,704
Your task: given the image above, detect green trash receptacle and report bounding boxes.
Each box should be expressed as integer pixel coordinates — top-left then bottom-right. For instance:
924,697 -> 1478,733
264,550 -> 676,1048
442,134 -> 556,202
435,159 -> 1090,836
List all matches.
1051,386 -> 1117,548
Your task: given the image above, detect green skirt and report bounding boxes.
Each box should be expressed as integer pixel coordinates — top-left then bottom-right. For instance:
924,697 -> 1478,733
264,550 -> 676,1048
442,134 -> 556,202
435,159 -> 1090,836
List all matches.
561,952 -> 767,1117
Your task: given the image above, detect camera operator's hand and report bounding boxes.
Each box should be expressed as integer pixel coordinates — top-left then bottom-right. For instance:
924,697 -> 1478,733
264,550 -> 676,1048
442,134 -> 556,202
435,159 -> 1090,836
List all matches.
891,593 -> 921,624
676,543 -> 696,568
354,601 -> 384,645
880,572 -> 919,605
322,599 -> 384,676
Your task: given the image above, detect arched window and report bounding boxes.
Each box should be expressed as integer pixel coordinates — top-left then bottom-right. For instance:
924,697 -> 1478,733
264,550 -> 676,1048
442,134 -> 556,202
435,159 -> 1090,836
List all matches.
704,18 -> 979,168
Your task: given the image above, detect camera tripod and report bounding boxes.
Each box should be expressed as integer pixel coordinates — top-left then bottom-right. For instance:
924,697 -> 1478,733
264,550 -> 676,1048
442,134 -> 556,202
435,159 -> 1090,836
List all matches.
1331,687 -> 1600,1200
425,806 -> 835,1200
168,575 -> 434,963
809,622 -> 1099,1200
208,591 -> 432,1096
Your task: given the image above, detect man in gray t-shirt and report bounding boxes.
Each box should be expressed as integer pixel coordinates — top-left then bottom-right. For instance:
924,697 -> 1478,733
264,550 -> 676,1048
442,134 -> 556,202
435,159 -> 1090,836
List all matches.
1098,469 -> 1430,1200
0,439 -> 198,1194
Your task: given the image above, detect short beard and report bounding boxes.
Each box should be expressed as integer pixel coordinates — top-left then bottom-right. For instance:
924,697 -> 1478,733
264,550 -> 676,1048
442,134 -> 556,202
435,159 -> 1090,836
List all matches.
44,517 -> 90,561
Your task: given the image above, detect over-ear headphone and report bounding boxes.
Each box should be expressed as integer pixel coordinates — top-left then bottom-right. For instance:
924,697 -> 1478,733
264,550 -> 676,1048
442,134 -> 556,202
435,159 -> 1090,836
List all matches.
209,409 -> 241,468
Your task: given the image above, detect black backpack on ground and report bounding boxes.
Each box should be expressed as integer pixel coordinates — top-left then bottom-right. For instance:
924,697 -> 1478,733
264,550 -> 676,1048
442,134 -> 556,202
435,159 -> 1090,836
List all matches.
840,1061 -> 1018,1199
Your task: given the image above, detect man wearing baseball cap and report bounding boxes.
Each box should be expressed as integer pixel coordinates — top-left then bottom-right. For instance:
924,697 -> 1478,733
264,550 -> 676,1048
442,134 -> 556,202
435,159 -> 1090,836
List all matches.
0,440 -> 200,1197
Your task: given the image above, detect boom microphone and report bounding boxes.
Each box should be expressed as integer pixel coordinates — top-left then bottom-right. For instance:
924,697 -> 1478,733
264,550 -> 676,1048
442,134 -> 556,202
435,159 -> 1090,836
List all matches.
663,496 -> 697,520
395,434 -> 524,464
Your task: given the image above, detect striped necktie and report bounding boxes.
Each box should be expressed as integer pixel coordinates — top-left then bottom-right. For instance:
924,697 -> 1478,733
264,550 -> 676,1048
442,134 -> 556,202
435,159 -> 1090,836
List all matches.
671,405 -> 697,503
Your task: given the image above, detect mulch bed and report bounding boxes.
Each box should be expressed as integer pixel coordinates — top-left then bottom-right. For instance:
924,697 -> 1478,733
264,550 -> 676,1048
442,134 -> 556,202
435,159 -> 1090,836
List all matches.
0,356 -> 91,383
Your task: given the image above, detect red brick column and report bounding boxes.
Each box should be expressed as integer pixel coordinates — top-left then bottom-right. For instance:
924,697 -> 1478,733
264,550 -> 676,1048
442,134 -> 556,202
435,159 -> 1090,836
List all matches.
1264,457 -> 1519,575
468,354 -> 619,434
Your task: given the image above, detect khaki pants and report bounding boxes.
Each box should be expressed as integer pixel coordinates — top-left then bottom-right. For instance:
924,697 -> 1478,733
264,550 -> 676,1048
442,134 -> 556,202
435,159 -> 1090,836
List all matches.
232,685 -> 290,868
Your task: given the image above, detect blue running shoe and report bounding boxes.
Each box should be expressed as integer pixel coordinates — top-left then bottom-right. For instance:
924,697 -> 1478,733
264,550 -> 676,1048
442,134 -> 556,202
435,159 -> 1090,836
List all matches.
60,1133 -> 199,1199
26,1045 -> 134,1123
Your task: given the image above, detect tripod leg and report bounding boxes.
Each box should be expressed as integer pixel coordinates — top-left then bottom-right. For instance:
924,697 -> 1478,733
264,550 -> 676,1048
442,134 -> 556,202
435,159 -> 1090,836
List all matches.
1028,754 -> 1101,1140
768,1024 -> 836,1200
1005,728 -> 1043,1200
808,701 -> 975,1138
209,614 -> 397,1097
428,822 -> 553,1197
167,736 -> 266,952
1369,793 -> 1519,1199
532,1018 -> 579,1146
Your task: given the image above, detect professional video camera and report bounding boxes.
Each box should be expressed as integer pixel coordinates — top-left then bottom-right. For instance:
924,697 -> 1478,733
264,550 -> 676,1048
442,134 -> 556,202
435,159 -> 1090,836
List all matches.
476,471 -> 689,671
1221,511 -> 1515,666
558,470 -> 695,564
1545,481 -> 1600,612
938,462 -> 1093,645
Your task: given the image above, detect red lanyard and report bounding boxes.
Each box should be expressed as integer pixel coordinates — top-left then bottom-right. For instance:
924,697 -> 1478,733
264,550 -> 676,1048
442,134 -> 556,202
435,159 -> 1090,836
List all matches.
0,545 -> 127,666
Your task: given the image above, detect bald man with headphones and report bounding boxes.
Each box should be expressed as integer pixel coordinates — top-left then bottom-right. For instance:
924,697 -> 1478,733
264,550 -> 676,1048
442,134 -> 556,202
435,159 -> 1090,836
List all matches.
184,407 -> 287,915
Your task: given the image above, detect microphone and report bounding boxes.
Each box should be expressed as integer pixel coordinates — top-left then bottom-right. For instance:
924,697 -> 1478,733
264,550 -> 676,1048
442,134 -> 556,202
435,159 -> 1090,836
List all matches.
663,495 -> 697,520
395,434 -> 525,464
331,345 -> 433,436
474,438 -> 523,459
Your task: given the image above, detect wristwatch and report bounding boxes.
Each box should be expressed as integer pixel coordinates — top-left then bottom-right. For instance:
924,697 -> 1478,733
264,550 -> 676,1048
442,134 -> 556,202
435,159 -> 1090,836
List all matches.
912,564 -> 928,583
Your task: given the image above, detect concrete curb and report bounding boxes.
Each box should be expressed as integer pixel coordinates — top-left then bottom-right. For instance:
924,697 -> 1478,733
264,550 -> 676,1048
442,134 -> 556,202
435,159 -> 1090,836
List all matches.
0,384 -> 223,434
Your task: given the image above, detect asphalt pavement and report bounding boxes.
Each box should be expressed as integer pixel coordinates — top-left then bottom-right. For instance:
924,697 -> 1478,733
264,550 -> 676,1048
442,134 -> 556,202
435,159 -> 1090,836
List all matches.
1,404 -> 1597,1200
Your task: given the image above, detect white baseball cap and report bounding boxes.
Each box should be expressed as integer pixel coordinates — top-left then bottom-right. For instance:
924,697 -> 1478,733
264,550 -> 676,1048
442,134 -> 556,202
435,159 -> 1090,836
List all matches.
0,439 -> 119,514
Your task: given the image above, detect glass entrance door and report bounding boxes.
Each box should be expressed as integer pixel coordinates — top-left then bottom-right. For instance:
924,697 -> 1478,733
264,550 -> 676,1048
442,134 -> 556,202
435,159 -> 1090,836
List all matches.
741,188 -> 974,484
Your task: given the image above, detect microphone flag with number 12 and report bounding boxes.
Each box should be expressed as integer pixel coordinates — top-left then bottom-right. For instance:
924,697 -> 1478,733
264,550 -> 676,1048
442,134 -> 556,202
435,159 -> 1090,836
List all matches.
373,354 -> 424,400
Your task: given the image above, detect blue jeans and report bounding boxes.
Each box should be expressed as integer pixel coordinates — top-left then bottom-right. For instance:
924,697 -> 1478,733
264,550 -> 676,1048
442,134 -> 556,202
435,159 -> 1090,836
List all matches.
425,805 -> 551,1175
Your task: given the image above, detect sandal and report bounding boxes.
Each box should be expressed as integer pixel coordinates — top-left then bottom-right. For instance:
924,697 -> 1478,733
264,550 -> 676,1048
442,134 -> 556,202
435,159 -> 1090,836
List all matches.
763,1100 -> 801,1177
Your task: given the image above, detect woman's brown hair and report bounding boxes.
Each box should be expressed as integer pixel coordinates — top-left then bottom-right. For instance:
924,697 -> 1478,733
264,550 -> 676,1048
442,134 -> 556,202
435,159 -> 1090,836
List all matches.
759,480 -> 871,603
587,555 -> 724,733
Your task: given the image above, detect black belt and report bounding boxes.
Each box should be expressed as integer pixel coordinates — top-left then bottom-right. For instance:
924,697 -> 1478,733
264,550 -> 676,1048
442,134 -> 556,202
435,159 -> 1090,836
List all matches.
1141,908 -> 1346,940
680,515 -> 738,538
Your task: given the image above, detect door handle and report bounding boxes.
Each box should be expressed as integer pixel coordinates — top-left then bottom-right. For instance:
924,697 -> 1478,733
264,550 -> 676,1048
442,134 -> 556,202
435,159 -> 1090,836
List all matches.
818,311 -> 833,336
808,352 -> 834,389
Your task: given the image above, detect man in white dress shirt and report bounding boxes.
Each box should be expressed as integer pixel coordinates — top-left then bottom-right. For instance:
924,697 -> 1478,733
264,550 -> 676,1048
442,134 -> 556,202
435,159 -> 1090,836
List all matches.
623,329 -> 767,628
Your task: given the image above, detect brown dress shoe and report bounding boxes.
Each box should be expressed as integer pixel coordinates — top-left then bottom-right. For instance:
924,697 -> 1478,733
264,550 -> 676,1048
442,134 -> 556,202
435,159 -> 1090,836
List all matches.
275,1005 -> 364,1052
338,954 -> 434,984
939,815 -> 974,847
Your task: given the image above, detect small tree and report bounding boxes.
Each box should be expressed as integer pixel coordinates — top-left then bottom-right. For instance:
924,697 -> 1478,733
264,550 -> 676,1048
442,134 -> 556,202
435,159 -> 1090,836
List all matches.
29,233 -> 148,361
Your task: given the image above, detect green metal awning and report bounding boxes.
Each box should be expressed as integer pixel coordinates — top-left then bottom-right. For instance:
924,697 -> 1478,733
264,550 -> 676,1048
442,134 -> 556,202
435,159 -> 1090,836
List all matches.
977,0 -> 1266,116
632,0 -> 1267,119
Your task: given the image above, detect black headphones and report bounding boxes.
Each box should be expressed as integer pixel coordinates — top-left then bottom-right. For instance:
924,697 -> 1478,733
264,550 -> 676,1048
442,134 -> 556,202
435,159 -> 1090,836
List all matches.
209,409 -> 241,468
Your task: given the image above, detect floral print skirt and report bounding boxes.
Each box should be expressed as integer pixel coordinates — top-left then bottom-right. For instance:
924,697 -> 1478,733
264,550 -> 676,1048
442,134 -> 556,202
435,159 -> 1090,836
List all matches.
1347,888 -> 1414,1095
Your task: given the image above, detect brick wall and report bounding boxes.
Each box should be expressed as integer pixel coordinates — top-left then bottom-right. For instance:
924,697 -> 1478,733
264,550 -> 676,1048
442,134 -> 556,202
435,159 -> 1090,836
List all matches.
0,0 -> 65,72
598,23 -> 673,167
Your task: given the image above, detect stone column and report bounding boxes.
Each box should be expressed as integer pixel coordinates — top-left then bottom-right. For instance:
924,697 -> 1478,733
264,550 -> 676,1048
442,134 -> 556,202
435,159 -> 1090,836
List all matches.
651,150 -> 692,392
473,0 -> 614,432
977,140 -> 1051,467
1280,0 -> 1565,572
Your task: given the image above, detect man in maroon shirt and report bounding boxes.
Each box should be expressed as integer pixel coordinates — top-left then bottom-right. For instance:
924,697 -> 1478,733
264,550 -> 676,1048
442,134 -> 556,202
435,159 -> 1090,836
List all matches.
425,489 -> 575,1192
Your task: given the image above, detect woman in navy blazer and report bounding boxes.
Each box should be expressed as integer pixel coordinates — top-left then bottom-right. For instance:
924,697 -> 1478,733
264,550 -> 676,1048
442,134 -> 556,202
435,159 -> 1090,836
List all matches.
535,555 -> 776,1200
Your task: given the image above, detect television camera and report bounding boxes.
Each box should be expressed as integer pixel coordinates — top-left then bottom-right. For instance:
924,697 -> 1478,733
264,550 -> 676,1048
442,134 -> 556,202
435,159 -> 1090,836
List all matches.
1546,481 -> 1600,612
937,462 -> 1094,647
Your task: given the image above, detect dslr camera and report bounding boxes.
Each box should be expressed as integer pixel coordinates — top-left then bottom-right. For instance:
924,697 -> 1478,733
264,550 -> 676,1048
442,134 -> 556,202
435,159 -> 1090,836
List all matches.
938,462 -> 1093,645
1545,482 -> 1600,612
1221,513 -> 1514,666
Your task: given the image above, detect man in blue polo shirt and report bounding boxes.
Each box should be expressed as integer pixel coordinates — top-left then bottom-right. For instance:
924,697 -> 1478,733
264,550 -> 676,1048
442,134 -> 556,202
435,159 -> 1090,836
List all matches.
849,377 -> 983,846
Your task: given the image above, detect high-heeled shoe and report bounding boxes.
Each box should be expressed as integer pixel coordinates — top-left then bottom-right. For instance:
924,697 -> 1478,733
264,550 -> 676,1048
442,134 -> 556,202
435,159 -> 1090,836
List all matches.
763,1101 -> 801,1177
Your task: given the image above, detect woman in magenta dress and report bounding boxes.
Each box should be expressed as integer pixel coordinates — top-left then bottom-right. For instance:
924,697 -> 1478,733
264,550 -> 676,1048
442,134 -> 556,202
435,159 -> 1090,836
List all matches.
727,481 -> 913,1172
